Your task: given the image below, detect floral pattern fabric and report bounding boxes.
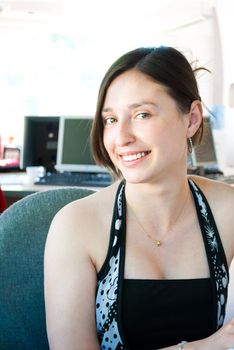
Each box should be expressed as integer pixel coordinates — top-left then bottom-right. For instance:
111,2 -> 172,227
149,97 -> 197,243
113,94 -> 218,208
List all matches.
189,179 -> 229,328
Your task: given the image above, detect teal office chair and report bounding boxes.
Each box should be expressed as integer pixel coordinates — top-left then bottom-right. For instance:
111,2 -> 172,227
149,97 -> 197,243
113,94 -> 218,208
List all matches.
0,187 -> 94,350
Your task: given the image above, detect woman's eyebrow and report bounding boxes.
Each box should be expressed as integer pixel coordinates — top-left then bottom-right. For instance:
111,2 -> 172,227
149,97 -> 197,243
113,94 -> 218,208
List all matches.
102,107 -> 113,113
102,102 -> 158,113
127,101 -> 158,109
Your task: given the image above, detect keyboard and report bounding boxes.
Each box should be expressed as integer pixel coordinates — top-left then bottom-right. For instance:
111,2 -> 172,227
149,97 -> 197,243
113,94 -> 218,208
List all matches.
34,171 -> 113,187
188,167 -> 234,184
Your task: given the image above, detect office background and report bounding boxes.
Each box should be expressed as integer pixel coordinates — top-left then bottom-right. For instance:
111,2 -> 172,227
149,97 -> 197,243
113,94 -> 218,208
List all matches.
1,0 -> 234,168
0,0 -> 234,335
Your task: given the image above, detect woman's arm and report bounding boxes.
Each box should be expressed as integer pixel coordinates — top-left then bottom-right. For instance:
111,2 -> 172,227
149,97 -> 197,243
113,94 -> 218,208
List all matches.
44,202 -> 101,350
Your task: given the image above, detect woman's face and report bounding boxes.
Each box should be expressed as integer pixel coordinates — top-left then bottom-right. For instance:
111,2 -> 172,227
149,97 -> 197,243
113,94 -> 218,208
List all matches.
102,69 -> 191,184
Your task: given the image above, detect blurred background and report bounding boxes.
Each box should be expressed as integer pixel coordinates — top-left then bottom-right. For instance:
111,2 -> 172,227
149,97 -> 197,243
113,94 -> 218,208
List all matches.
0,0 -> 234,167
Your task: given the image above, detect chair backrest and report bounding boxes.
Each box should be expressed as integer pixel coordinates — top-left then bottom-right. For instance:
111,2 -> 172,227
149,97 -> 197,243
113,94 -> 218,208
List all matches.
0,187 -> 94,350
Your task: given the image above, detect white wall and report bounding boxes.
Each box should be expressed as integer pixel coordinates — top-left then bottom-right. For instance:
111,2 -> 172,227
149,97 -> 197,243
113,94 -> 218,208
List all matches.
215,0 -> 234,166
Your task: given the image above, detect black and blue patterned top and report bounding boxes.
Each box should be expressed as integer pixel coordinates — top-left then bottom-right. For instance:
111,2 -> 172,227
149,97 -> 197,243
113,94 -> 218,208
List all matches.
95,179 -> 229,349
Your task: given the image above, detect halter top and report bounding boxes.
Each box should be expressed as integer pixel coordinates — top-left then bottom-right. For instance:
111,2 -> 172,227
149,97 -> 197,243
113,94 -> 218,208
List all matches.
95,179 -> 229,349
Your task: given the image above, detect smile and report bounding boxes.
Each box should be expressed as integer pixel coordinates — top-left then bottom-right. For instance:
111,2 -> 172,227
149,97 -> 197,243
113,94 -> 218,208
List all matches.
121,151 -> 150,162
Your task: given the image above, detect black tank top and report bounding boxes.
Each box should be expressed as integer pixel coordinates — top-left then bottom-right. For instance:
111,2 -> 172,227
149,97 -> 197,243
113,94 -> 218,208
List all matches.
95,179 -> 229,350
122,278 -> 213,349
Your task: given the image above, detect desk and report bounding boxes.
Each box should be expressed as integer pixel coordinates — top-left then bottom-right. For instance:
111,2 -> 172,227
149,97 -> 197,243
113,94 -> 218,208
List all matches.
1,169 -> 234,207
2,184 -> 63,207
0,172 -> 99,207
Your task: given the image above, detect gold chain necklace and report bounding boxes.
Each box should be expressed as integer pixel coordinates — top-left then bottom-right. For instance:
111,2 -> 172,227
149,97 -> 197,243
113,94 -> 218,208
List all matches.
129,190 -> 190,247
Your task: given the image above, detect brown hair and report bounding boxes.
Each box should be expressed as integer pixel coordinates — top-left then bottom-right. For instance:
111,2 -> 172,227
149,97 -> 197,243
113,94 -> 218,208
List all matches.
91,46 -> 207,175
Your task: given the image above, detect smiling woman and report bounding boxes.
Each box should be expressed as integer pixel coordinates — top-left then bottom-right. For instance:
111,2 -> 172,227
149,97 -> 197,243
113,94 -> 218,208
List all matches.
44,46 -> 234,350
91,46 -> 204,177
100,68 -> 198,184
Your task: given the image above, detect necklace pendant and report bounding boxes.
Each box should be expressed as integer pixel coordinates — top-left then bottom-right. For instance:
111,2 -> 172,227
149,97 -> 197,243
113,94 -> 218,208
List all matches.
156,240 -> 162,246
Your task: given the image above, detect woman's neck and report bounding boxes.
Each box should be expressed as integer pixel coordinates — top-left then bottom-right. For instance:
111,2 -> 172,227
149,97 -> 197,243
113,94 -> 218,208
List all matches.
125,175 -> 192,235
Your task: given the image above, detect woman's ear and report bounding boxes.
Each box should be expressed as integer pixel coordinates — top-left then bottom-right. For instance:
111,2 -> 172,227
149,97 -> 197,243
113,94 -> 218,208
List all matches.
186,100 -> 203,138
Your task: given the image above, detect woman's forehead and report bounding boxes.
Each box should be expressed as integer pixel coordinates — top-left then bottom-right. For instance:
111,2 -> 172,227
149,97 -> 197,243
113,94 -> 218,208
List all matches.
103,70 -> 168,109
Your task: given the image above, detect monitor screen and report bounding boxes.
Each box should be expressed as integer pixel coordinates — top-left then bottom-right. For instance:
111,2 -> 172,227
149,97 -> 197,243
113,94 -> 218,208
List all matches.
56,116 -> 106,173
194,116 -> 217,166
21,116 -> 59,171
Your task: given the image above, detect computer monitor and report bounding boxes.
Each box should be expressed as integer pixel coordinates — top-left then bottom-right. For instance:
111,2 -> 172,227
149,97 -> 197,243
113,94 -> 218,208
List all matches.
193,116 -> 218,167
21,116 -> 60,171
55,116 -> 106,173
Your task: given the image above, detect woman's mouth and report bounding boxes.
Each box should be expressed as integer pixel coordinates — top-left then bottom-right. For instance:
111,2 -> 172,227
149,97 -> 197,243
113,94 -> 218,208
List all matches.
121,151 -> 150,162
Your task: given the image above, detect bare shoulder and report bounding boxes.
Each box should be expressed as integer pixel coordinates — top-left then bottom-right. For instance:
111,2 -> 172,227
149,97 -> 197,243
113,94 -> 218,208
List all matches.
45,181 -> 121,268
51,180 -> 120,230
189,175 -> 234,202
189,175 -> 234,264
189,175 -> 234,216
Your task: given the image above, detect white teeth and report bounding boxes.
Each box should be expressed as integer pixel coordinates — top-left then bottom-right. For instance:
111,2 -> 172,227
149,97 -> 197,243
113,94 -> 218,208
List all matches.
122,152 -> 147,162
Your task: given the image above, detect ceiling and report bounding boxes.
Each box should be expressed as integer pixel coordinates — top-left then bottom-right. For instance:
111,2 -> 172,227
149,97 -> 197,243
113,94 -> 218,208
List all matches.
0,0 -> 215,34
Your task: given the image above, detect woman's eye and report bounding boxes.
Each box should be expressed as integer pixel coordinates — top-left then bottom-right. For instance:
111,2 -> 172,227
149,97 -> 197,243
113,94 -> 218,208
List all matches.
136,112 -> 150,119
104,116 -> 116,125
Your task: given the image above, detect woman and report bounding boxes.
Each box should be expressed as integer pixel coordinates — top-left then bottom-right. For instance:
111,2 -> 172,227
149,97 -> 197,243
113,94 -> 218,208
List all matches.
44,46 -> 234,350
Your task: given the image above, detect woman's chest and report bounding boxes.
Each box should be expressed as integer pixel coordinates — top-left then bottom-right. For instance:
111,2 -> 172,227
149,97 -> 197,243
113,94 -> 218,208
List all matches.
123,220 -> 211,280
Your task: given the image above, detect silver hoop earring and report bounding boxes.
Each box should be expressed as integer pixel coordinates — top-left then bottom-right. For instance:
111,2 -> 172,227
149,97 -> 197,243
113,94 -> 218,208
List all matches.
187,138 -> 193,154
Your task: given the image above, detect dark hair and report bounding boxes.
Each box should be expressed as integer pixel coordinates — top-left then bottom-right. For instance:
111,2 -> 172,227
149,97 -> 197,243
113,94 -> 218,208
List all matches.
91,46 -> 206,174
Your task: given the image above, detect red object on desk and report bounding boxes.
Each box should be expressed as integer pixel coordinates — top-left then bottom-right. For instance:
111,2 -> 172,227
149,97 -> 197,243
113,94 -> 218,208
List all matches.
0,187 -> 7,213
0,158 -> 20,169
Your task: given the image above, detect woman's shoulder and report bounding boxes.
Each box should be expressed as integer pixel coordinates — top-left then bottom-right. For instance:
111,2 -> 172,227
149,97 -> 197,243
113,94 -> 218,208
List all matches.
60,180 -> 121,216
189,174 -> 234,200
189,175 -> 234,264
47,180 -> 121,249
189,174 -> 234,213
51,180 -> 120,224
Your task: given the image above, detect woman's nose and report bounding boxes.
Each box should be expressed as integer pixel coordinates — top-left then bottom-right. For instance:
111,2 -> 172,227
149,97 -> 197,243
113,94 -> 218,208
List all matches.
115,120 -> 136,147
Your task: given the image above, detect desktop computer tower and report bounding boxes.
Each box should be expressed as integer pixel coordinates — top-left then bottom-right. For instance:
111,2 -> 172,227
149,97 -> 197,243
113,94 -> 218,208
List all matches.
21,116 -> 60,172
